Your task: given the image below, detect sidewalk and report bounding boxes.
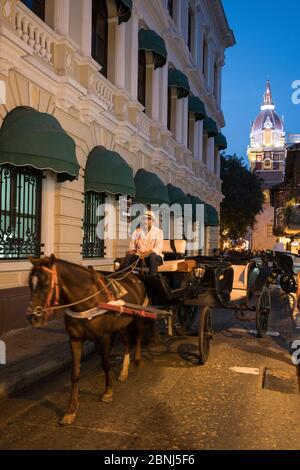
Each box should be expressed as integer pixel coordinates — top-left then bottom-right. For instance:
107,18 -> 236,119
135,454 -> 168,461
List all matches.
0,318 -> 94,400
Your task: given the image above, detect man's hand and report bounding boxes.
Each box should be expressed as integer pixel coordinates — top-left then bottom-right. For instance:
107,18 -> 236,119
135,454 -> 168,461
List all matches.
126,250 -> 137,255
138,250 -> 153,259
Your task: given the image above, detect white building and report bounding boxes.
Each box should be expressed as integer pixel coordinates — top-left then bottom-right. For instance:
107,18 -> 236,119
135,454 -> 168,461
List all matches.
0,0 -> 234,333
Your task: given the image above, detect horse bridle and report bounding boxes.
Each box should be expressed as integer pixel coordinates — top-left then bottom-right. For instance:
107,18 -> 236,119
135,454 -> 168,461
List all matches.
32,265 -> 60,318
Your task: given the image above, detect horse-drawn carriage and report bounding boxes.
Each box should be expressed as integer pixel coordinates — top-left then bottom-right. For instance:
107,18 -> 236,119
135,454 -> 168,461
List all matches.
26,250 -> 272,426
127,252 -> 272,365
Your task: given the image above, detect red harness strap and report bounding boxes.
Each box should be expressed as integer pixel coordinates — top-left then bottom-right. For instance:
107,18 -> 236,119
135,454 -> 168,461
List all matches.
96,274 -> 115,303
41,265 -> 60,314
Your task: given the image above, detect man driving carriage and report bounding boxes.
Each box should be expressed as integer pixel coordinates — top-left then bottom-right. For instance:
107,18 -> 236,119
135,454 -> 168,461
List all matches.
120,210 -> 164,275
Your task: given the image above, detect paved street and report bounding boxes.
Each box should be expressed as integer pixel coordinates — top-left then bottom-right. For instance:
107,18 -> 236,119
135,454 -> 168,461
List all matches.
0,289 -> 299,450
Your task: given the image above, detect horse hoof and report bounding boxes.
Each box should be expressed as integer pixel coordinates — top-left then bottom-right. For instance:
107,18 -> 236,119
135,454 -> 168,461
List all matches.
59,413 -> 76,426
118,373 -> 128,382
101,390 -> 113,403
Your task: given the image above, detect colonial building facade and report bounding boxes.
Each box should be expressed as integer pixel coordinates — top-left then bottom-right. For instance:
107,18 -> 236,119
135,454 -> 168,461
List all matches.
0,0 -> 234,333
247,81 -> 286,250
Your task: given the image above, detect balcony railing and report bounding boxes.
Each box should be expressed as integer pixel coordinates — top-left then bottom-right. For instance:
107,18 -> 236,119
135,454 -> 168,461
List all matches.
15,2 -> 58,65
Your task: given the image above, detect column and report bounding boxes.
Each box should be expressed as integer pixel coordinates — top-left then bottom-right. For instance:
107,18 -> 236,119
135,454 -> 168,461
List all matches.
115,22 -> 126,89
161,65 -> 169,128
151,66 -> 160,122
130,12 -> 139,100
182,97 -> 189,148
198,120 -> 204,161
54,0 -> 70,36
41,172 -> 55,256
81,0 -> 92,56
175,98 -> 183,144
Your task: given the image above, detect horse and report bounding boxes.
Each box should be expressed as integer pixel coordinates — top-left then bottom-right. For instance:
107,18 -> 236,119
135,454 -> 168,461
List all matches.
27,254 -> 149,426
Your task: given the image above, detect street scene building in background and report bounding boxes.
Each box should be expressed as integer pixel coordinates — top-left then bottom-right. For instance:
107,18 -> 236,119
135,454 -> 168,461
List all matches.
0,0 -> 235,334
247,81 -> 286,251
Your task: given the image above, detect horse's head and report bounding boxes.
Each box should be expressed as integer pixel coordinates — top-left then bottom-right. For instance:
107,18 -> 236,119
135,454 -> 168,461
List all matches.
27,254 -> 59,328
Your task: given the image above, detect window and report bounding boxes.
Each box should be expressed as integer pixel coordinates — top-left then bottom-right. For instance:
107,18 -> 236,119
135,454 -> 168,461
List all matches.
213,63 -> 219,100
214,148 -> 219,174
187,6 -> 193,52
203,135 -> 208,164
167,0 -> 174,17
137,50 -> 146,108
256,162 -> 262,170
83,192 -> 105,258
21,0 -> 45,20
273,162 -> 280,171
92,0 -> 108,77
264,159 -> 272,170
0,165 -> 42,260
202,38 -> 208,79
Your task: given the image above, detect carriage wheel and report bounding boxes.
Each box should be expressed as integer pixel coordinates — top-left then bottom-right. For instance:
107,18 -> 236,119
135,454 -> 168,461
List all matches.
256,287 -> 271,338
177,305 -> 199,332
279,274 -> 296,294
198,306 -> 213,365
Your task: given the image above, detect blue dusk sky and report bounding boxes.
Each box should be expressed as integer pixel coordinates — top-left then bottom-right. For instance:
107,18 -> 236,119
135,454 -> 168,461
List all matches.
222,0 -> 300,165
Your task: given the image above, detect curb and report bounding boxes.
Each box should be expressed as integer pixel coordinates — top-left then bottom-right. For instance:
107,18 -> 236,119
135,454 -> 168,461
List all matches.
0,343 -> 95,401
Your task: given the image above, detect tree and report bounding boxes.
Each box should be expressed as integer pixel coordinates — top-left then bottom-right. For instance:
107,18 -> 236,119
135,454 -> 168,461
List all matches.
220,154 -> 264,240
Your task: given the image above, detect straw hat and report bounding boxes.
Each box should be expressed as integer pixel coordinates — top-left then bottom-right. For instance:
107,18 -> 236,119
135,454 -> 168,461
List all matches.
141,210 -> 156,221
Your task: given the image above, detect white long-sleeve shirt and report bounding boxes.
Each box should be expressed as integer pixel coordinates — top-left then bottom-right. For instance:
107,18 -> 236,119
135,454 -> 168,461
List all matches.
129,225 -> 164,257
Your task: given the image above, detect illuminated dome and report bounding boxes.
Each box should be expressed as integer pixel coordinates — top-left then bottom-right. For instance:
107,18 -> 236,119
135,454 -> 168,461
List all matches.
251,81 -> 284,133
249,81 -> 285,149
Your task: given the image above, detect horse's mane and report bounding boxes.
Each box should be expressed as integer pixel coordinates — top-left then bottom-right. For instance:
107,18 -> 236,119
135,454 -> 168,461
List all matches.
56,258 -> 97,276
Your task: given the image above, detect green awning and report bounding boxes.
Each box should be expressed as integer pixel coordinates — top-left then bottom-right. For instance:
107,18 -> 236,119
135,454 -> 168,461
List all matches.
203,117 -> 219,138
135,169 -> 170,205
168,68 -> 190,99
205,204 -> 219,226
138,28 -> 167,69
167,184 -> 191,209
85,146 -> 135,197
0,106 -> 79,182
188,96 -> 207,121
215,132 -> 227,150
117,0 -> 132,24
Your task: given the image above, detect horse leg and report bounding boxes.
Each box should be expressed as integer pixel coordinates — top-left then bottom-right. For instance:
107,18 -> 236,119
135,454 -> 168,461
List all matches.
134,319 -> 144,367
118,331 -> 130,382
60,338 -> 82,426
100,335 -> 113,403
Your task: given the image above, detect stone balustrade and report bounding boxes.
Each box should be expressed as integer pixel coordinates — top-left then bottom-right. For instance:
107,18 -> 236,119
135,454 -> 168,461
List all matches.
15,2 -> 57,64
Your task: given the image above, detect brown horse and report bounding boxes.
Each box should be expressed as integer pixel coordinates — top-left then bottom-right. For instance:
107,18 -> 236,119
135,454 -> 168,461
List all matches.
27,254 -> 148,426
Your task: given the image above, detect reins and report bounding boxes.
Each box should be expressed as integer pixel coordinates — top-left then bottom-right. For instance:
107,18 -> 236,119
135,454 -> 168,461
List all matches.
36,256 -> 142,314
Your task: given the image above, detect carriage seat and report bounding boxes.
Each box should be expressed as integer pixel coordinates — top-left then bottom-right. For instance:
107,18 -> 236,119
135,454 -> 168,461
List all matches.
157,259 -> 185,272
230,263 -> 250,302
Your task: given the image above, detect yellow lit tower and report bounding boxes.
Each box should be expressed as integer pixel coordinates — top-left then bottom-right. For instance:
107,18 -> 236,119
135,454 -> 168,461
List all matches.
247,80 -> 287,250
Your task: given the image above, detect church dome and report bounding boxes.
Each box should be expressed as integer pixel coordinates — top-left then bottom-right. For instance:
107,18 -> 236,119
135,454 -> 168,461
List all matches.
251,81 -> 284,134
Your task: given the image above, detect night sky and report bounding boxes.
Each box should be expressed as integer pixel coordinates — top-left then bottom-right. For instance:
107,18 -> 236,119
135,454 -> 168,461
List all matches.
222,0 -> 300,165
